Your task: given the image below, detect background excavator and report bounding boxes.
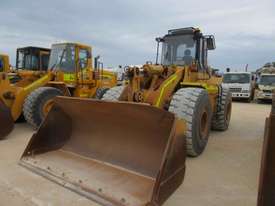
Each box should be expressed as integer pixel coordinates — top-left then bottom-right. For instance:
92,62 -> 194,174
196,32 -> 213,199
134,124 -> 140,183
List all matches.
19,27 -> 231,206
0,42 -> 117,138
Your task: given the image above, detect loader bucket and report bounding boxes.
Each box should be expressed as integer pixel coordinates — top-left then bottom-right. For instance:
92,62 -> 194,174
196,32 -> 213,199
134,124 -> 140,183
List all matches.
257,93 -> 275,206
20,96 -> 186,206
0,100 -> 14,139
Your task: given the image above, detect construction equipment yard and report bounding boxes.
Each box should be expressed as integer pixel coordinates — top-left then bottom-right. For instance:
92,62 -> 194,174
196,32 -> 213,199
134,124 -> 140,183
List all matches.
0,101 -> 270,206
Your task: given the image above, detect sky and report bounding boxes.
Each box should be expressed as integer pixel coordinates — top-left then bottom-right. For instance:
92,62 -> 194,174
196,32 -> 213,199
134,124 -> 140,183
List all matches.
0,0 -> 275,71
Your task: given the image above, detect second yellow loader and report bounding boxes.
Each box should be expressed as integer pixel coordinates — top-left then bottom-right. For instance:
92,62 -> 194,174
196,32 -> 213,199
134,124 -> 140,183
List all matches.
0,43 -> 117,138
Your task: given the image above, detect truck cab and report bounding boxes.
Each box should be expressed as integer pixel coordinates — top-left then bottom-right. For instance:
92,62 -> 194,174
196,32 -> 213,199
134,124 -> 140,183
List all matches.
255,73 -> 275,101
222,72 -> 255,101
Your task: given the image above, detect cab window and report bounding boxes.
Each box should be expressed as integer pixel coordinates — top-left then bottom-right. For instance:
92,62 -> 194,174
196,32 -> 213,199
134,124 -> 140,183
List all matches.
48,45 -> 75,73
79,49 -> 88,70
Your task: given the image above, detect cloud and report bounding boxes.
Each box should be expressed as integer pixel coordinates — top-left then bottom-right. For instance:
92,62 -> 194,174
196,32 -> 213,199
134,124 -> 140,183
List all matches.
0,0 -> 274,71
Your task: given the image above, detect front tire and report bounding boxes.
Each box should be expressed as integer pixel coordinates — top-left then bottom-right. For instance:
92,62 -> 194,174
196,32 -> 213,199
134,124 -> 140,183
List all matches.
95,87 -> 110,99
169,88 -> 212,157
23,87 -> 62,129
211,87 -> 232,131
101,86 -> 125,101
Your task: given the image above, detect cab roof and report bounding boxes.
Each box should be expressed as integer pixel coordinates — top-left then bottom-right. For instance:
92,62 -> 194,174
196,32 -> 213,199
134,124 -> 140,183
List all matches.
52,42 -> 91,49
167,27 -> 200,36
17,46 -> 50,52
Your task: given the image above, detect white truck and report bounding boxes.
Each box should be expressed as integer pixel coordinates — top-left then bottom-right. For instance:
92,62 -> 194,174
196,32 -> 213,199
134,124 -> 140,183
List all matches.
222,72 -> 255,102
255,73 -> 275,102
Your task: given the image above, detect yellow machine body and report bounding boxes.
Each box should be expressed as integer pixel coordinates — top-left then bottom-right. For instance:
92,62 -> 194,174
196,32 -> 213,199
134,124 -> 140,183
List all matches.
120,64 -> 220,111
0,54 -> 10,72
0,43 -> 117,138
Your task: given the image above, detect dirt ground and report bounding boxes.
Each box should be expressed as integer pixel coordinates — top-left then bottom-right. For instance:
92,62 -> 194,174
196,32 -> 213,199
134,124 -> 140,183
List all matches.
0,102 -> 271,206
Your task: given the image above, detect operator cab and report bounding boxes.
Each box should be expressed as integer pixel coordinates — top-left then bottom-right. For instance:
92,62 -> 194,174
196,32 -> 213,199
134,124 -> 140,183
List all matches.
156,27 -> 215,69
16,47 -> 50,71
48,43 -> 92,73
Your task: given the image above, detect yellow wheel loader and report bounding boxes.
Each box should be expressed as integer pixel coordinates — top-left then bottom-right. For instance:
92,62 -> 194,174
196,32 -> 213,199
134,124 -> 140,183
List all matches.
0,47 -> 51,132
102,27 -> 232,157
8,47 -> 51,83
0,47 -> 50,88
19,28 -> 231,206
0,42 -> 117,138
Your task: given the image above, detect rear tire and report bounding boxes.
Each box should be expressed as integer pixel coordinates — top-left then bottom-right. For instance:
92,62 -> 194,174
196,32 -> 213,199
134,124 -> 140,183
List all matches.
169,88 -> 212,157
101,86 -> 125,101
211,87 -> 232,131
23,87 -> 62,129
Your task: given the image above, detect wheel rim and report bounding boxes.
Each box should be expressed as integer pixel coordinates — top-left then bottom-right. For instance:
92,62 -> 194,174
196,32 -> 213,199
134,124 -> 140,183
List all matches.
225,101 -> 232,124
42,99 -> 54,117
200,109 -> 209,139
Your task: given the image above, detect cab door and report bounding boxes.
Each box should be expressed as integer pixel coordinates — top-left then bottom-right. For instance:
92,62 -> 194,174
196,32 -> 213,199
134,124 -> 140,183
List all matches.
59,45 -> 77,86
74,45 -> 96,97
76,45 -> 93,85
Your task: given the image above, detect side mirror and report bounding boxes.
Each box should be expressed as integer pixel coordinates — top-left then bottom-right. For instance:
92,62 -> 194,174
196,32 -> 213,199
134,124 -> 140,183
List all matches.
155,37 -> 164,42
205,35 -> 216,50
